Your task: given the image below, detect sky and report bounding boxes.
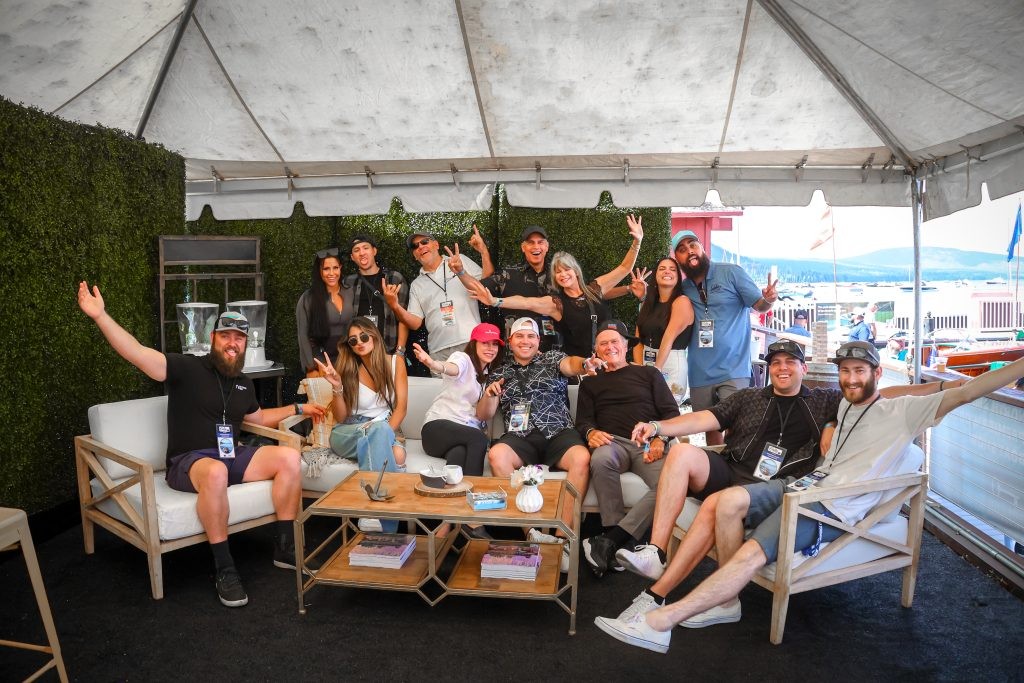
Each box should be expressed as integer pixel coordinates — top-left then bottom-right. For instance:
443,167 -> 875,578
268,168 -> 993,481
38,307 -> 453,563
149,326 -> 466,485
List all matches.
700,188 -> 1023,261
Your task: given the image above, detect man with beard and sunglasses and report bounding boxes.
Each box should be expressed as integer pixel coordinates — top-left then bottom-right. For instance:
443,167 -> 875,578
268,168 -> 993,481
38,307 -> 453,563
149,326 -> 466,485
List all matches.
77,282 -> 325,608
595,340 -> 1013,654
673,230 -> 778,445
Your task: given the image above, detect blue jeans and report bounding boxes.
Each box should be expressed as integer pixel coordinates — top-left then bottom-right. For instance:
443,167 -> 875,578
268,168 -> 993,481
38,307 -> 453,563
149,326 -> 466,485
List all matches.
329,416 -> 399,533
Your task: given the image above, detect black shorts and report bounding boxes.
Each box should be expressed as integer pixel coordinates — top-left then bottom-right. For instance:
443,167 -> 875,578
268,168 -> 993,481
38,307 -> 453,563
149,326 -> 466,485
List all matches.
165,446 -> 259,493
691,447 -> 734,501
496,428 -> 586,468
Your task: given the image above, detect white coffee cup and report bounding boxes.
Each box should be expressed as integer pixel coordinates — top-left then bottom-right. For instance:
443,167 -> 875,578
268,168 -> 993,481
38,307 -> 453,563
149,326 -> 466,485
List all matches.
444,464 -> 463,485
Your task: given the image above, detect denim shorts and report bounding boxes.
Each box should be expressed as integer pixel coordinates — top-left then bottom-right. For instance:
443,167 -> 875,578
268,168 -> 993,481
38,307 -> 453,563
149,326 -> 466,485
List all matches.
744,479 -> 843,564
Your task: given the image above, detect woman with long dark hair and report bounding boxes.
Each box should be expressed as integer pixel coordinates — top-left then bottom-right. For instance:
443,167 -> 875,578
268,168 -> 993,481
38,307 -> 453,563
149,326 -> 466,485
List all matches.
296,248 -> 354,373
634,256 -> 694,406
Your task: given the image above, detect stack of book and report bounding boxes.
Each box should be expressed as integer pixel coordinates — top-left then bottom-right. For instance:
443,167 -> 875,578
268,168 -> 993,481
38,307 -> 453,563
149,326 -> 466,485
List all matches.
348,533 -> 416,569
480,542 -> 541,581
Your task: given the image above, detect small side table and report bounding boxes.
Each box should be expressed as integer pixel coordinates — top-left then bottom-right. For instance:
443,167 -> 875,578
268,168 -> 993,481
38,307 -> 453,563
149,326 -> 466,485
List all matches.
0,507 -> 69,682
243,362 -> 286,406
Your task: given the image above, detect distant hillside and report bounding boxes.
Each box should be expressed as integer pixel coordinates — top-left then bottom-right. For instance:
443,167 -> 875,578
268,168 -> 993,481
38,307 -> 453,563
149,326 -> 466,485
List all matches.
711,245 -> 1012,283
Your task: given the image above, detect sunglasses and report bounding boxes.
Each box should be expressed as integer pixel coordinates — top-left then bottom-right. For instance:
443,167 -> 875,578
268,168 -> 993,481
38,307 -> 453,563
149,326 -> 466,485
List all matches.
409,238 -> 433,249
217,316 -> 249,334
834,345 -> 877,361
317,247 -> 339,259
347,332 -> 372,346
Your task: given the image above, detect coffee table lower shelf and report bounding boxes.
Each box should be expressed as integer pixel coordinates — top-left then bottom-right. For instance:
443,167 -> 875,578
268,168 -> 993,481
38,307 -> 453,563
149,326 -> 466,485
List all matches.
447,539 -> 563,596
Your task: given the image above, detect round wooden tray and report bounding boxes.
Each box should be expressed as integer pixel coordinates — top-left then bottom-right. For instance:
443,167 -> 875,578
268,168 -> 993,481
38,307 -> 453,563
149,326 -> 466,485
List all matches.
413,480 -> 474,497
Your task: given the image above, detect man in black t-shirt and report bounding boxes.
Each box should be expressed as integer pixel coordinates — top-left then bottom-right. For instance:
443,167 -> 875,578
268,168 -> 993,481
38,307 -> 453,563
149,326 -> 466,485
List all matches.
574,320 -> 680,577
78,282 -> 324,608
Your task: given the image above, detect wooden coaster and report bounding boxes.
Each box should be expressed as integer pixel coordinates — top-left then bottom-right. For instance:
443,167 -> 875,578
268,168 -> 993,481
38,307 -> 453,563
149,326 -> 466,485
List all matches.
413,480 -> 474,497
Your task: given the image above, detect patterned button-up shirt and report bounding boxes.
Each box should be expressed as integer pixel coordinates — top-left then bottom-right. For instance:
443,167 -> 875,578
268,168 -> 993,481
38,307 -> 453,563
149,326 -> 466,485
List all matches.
494,351 -> 571,438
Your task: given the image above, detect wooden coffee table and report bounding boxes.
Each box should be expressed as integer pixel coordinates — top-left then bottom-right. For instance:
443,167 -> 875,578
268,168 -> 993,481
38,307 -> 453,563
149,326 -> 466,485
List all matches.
295,472 -> 582,634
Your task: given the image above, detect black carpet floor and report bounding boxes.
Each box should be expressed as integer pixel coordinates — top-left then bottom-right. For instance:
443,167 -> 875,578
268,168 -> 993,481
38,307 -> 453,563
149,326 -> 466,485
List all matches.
2,516 -> 1022,683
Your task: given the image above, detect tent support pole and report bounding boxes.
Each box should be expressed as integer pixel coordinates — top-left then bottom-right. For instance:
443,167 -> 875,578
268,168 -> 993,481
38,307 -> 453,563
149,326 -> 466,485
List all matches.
137,0 -> 198,139
911,174 -> 924,383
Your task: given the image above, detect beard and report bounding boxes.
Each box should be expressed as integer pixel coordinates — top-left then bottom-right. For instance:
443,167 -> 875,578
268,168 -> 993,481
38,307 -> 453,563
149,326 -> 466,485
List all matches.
841,372 -> 877,404
210,344 -> 245,377
679,252 -> 710,281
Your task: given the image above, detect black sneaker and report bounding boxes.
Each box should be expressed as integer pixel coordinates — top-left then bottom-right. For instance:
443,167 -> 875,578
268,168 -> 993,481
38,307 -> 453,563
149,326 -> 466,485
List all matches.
582,534 -> 618,578
273,540 -> 297,570
215,567 -> 248,607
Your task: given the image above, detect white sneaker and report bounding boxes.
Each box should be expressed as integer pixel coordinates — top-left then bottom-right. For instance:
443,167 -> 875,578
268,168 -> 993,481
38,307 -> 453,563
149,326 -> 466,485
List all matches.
594,612 -> 671,654
615,590 -> 661,621
615,544 -> 666,581
358,518 -> 383,533
680,601 -> 742,628
528,528 -> 570,573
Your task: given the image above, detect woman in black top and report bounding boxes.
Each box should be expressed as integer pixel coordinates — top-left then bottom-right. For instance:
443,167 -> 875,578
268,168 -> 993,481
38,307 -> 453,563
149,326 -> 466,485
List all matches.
295,248 -> 355,373
470,214 -> 644,356
634,256 -> 694,406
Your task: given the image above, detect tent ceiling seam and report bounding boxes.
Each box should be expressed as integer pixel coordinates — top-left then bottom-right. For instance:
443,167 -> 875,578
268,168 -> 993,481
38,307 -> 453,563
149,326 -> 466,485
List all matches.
192,16 -> 285,164
454,0 -> 495,159
757,0 -> 916,170
718,0 -> 754,155
53,13 -> 182,116
790,0 -> 1009,123
137,0 -> 197,139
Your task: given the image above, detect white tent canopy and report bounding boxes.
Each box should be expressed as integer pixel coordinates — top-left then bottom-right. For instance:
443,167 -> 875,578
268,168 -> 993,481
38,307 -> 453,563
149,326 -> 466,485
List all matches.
2,0 -> 1022,220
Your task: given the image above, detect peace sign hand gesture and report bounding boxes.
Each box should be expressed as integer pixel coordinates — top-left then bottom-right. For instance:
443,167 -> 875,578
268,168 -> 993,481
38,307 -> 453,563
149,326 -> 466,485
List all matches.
444,243 -> 464,274
762,275 -> 779,304
312,352 -> 341,390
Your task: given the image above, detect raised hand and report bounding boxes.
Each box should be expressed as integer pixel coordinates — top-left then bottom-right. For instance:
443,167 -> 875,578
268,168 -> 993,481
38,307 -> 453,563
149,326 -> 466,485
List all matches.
411,342 -> 432,367
465,278 -> 496,306
382,279 -> 402,308
484,377 -> 505,397
444,243 -> 464,273
77,281 -> 105,319
582,354 -> 606,376
312,352 -> 341,390
629,266 -> 650,300
762,275 -> 779,304
467,224 -> 487,254
626,213 -> 644,242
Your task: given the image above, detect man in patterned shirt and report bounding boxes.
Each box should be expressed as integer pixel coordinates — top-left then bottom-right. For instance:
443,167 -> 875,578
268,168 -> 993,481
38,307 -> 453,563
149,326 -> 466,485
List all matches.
480,317 -> 601,570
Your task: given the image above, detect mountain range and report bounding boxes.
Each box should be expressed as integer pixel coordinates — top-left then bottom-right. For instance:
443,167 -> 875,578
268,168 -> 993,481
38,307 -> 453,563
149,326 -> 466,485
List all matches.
710,245 -> 1016,283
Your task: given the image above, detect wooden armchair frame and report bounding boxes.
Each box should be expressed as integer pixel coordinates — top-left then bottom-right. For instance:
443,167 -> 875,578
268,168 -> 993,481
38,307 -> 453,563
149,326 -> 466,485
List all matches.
74,421 -> 301,599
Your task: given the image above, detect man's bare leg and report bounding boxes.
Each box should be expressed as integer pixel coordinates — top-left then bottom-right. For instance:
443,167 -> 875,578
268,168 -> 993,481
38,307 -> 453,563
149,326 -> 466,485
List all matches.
556,444 -> 591,531
190,459 -> 231,543
648,444 -> 712,550
243,445 -> 302,520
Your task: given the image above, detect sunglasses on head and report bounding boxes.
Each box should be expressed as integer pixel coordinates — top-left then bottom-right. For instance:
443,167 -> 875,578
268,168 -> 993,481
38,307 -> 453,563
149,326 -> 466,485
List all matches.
347,332 -> 372,346
409,238 -> 433,249
835,346 -> 876,360
217,317 -> 249,334
317,247 -> 339,259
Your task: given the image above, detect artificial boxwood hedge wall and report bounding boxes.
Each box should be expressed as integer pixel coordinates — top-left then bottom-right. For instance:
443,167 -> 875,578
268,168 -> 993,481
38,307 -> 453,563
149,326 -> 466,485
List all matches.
0,97 -> 185,513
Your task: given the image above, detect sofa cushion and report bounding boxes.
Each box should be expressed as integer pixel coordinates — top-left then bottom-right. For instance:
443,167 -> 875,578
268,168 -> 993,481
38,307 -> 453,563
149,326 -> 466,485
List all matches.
90,476 -> 275,542
88,396 -> 169,479
402,376 -> 444,439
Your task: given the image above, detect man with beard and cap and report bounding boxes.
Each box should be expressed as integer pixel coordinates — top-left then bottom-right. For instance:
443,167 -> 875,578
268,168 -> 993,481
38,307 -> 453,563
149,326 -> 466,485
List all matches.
343,233 -> 409,356
672,230 -> 778,445
382,227 -> 493,368
574,320 -> 680,577
77,282 -> 325,608
594,340 -> 1001,654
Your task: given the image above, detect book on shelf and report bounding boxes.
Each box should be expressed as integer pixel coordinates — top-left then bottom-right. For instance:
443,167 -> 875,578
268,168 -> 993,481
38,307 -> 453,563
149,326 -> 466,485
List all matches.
467,489 -> 507,511
480,542 -> 541,580
348,533 -> 416,569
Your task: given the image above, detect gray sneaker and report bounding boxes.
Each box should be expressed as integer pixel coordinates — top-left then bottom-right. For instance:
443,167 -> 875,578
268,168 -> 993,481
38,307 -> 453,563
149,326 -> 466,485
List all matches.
215,567 -> 248,607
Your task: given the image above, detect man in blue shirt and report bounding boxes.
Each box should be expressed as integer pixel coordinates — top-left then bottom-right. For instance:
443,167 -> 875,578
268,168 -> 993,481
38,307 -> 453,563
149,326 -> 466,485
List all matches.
848,313 -> 871,342
673,230 -> 778,445
783,311 -> 811,337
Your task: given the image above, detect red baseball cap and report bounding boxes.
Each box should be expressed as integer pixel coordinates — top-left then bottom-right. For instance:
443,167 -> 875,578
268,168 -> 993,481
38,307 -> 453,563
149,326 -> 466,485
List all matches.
470,323 -> 504,346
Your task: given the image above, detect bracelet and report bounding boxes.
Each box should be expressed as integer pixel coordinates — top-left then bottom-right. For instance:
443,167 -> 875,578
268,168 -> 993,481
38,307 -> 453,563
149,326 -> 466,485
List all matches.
939,380 -> 945,391
495,297 -> 504,308
332,387 -> 343,396
452,267 -> 465,276
295,403 -> 302,415
395,348 -> 406,357
649,420 -> 660,437
433,360 -> 445,373
585,428 -> 595,440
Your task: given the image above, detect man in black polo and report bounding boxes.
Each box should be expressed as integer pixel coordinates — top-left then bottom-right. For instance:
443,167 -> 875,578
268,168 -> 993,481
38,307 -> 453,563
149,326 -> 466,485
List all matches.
344,233 -> 409,356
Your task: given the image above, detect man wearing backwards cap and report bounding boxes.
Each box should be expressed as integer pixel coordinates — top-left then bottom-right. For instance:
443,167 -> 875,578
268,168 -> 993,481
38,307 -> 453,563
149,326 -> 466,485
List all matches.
77,282 -> 326,608
479,316 -> 602,571
574,320 -> 681,577
343,233 -> 409,356
382,226 -> 493,369
596,340 -> 996,654
672,229 -> 779,445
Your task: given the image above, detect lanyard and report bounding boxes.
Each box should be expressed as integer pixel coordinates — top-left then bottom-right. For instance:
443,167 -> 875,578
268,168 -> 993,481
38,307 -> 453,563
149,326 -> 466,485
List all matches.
774,399 -> 796,444
423,261 -> 448,296
695,280 -> 709,316
829,395 -> 881,463
215,371 -> 235,424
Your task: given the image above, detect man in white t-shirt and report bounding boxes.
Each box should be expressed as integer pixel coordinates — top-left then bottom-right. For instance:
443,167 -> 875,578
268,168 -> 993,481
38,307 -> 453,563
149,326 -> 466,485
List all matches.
383,231 -> 493,366
595,340 -> 1024,653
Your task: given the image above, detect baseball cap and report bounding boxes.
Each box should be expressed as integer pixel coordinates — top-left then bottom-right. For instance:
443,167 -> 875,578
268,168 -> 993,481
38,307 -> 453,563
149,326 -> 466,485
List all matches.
764,339 -> 805,364
214,311 -> 249,336
470,322 -> 504,346
406,232 -> 435,249
348,233 -> 377,252
594,319 -> 636,342
831,341 -> 880,367
520,225 -> 548,241
671,230 -> 700,252
794,311 -> 808,320
509,317 -> 539,336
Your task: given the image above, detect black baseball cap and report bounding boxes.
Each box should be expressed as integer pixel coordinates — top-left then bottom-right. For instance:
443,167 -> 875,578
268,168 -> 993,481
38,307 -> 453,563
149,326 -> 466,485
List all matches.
406,232 -> 435,249
764,339 -> 805,363
595,319 -> 637,342
348,234 -> 377,252
520,225 -> 548,241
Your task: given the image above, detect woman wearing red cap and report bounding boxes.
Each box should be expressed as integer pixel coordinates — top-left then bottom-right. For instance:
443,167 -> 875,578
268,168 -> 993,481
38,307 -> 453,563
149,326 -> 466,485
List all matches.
412,323 -> 505,482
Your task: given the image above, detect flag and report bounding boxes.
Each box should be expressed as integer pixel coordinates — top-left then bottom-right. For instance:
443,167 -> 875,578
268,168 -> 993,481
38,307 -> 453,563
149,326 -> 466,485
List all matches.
809,204 -> 834,251
1008,203 -> 1022,262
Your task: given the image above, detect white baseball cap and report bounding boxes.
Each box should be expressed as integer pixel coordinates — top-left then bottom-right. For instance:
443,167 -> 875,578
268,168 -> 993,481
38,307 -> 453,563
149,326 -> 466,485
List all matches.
509,317 -> 539,336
